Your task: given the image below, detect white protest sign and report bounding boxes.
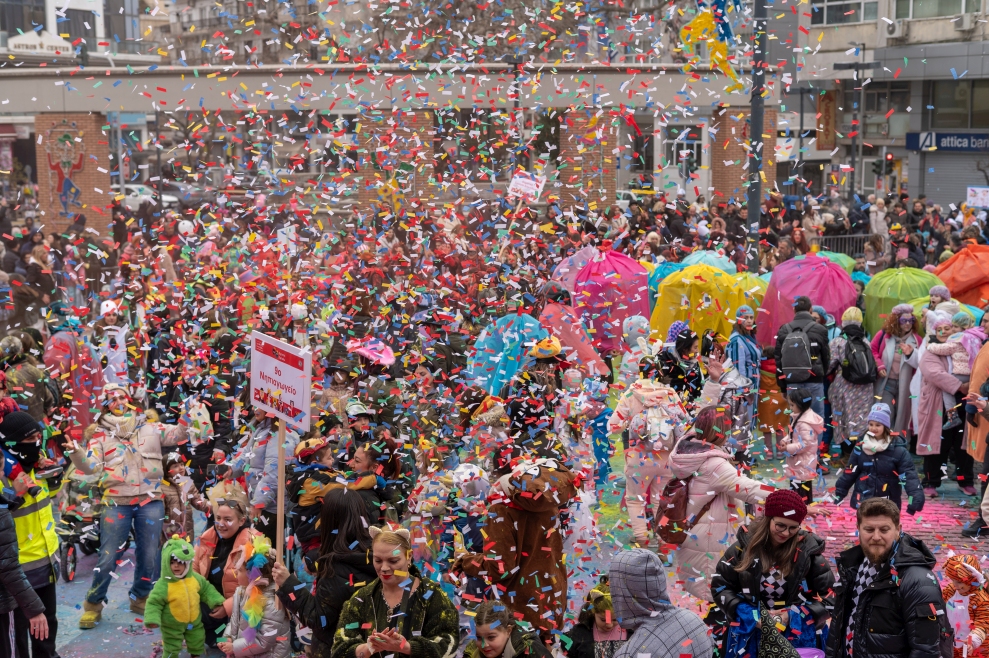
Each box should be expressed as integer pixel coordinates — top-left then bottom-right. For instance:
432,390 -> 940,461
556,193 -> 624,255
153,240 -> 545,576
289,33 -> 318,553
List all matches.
967,186 -> 989,208
507,171 -> 547,201
249,331 -> 312,431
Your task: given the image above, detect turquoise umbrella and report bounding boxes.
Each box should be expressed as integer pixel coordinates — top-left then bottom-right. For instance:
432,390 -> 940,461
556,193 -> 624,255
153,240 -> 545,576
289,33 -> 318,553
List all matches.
681,250 -> 737,274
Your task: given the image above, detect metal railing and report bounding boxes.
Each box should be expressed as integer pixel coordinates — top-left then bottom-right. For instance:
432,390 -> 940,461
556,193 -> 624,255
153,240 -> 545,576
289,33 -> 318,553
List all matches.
816,233 -> 875,256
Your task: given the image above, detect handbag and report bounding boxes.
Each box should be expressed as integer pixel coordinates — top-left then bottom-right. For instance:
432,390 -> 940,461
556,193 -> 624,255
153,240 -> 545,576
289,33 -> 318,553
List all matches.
758,610 -> 801,658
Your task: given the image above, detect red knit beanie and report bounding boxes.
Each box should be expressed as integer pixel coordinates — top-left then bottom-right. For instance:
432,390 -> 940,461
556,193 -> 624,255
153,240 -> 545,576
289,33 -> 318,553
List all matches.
764,489 -> 808,524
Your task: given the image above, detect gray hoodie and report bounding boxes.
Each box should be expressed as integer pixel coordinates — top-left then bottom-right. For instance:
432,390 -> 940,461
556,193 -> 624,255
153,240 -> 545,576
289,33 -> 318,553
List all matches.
610,549 -> 714,658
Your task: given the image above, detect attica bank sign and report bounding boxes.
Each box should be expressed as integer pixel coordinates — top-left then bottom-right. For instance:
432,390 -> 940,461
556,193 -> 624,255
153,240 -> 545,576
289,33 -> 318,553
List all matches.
907,132 -> 989,151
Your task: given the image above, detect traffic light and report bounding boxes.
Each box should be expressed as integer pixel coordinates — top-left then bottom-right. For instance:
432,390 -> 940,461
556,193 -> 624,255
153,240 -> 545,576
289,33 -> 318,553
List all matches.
77,43 -> 89,67
884,152 -> 895,175
871,159 -> 883,177
685,151 -> 698,175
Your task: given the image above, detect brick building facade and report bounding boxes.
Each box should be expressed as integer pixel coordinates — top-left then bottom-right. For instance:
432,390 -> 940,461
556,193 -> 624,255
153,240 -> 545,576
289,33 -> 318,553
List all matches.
711,107 -> 778,204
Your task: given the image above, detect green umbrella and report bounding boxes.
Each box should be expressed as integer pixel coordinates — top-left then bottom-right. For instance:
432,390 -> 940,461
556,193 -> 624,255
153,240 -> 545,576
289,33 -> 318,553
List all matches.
863,268 -> 945,336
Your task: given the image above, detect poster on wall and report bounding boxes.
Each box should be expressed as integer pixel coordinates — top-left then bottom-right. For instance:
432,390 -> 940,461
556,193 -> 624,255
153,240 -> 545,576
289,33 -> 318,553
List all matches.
817,91 -> 837,152
967,186 -> 989,208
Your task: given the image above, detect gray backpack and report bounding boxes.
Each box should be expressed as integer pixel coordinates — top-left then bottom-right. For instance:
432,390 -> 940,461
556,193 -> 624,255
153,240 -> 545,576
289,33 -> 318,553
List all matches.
780,321 -> 815,382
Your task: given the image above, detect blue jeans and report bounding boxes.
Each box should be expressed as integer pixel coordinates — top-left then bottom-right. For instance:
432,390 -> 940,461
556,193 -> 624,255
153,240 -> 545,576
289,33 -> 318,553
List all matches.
86,499 -> 163,605
787,382 -> 826,418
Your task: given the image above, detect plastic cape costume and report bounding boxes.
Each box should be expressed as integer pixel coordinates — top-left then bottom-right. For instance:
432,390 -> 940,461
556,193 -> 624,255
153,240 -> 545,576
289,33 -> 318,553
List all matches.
646,260 -> 687,309
681,249 -> 738,274
734,271 -> 768,308
573,248 -> 650,354
862,267 -> 945,336
466,313 -> 547,395
935,244 -> 989,307
144,536 -> 226,658
756,255 -> 858,347
651,263 -> 748,343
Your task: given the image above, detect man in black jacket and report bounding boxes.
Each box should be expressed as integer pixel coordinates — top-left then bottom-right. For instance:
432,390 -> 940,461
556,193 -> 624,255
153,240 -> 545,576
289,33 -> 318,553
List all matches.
826,497 -> 951,658
774,295 -> 830,417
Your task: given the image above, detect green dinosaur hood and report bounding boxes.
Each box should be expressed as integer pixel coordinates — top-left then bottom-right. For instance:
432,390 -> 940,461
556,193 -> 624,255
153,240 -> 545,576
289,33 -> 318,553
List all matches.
161,535 -> 195,582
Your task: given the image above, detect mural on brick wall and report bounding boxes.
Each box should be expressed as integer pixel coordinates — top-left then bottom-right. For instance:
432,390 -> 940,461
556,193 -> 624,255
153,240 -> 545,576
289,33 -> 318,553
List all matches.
44,119 -> 85,218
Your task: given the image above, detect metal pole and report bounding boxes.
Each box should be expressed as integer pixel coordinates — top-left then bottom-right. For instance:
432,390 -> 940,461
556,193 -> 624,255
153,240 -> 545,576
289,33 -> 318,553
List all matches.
881,144 -> 888,195
849,79 -> 858,200
745,0 -> 767,272
798,89 -> 805,183
115,119 -> 126,191
857,47 -> 866,200
155,108 -> 162,205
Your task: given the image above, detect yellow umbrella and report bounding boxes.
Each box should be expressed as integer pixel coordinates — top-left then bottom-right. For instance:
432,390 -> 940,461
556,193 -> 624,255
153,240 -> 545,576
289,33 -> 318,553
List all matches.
651,263 -> 748,341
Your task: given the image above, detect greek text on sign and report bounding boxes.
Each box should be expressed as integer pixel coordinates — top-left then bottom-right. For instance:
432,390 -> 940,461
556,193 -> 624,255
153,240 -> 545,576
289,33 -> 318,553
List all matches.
250,331 -> 312,431
507,171 -> 547,201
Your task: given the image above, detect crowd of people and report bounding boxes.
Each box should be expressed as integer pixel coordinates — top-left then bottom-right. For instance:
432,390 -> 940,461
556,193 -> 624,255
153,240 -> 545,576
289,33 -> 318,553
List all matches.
0,184 -> 983,658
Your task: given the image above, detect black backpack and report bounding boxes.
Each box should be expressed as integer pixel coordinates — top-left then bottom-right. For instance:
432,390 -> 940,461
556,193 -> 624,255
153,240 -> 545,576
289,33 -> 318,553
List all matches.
780,321 -> 816,382
841,332 -> 878,385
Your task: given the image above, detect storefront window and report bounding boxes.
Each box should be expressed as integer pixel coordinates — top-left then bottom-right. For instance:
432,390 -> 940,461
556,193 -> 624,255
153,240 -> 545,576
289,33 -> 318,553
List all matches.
0,0 -> 45,36
972,81 -> 989,128
931,80 -> 970,129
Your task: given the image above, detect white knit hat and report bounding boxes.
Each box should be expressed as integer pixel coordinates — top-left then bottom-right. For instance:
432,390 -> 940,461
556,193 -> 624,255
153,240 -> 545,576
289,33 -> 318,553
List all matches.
100,300 -> 119,316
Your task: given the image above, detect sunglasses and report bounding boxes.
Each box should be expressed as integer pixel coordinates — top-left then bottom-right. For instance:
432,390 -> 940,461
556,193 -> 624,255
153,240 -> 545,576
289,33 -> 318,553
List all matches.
898,317 -> 914,324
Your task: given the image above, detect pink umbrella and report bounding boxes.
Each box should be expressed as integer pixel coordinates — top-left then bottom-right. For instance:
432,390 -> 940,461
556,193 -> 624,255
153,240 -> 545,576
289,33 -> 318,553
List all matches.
756,255 -> 858,347
346,337 -> 396,366
573,248 -> 651,354
538,302 -> 610,378
552,245 -> 598,294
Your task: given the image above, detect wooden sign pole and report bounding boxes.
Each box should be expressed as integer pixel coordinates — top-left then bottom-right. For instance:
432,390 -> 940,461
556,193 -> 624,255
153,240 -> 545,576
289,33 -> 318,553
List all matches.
275,419 -> 286,564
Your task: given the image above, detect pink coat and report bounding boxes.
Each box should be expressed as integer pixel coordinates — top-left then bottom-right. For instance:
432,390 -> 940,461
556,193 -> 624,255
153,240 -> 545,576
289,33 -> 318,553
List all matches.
779,409 -> 823,482
917,348 -> 962,456
667,437 -> 772,601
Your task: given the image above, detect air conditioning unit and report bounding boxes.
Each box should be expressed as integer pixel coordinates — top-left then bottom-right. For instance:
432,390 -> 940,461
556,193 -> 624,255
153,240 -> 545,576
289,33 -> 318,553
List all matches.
956,13 -> 976,30
885,19 -> 907,38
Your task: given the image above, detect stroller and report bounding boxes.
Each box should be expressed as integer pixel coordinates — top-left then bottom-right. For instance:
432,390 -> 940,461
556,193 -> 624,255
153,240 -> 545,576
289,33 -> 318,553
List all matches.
55,466 -> 103,583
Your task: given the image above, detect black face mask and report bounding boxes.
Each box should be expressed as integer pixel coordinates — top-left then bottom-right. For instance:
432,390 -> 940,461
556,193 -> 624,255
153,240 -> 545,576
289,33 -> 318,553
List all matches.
12,439 -> 41,469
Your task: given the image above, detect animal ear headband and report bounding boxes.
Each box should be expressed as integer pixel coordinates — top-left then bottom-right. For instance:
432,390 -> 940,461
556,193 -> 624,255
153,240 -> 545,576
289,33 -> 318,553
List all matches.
636,336 -> 662,359
369,526 -> 412,541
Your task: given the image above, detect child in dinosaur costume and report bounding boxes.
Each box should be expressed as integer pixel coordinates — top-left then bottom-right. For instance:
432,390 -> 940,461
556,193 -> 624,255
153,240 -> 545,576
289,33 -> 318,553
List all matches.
144,535 -> 227,658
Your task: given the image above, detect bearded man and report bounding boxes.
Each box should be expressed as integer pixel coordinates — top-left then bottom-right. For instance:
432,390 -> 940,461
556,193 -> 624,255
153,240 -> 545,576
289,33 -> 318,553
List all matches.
827,497 -> 953,658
